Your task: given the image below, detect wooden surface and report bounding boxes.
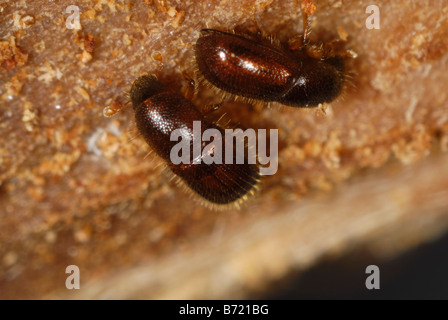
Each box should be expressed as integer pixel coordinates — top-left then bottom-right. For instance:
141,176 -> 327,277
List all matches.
52,151 -> 448,299
1,0 -> 448,299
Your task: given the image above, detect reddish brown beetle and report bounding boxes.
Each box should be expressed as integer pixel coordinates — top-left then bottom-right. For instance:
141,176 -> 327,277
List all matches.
130,75 -> 260,206
195,1 -> 355,107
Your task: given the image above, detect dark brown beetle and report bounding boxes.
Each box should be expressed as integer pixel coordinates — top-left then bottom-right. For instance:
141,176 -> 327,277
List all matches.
195,2 -> 354,107
129,75 -> 260,206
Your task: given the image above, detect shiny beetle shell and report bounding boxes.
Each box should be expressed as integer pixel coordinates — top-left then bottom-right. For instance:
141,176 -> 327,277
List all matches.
195,29 -> 345,107
130,75 -> 260,205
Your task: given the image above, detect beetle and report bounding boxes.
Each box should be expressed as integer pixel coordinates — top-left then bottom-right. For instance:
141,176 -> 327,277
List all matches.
129,74 -> 260,206
195,2 -> 354,107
